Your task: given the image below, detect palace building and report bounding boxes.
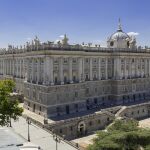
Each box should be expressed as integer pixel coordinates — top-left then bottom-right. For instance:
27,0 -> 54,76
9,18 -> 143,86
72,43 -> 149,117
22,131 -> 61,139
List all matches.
0,20 -> 150,118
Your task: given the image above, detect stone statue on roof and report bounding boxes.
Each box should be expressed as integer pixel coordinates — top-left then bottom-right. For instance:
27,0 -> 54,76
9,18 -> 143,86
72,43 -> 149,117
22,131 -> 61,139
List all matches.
34,36 -> 40,45
62,34 -> 69,46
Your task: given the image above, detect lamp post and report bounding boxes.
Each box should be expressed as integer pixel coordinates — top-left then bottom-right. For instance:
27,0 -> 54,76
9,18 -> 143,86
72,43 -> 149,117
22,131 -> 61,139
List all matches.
52,131 -> 61,150
26,117 -> 31,142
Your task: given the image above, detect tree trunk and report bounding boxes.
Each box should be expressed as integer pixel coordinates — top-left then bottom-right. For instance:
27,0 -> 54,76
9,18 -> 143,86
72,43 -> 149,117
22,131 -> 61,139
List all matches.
10,116 -> 12,127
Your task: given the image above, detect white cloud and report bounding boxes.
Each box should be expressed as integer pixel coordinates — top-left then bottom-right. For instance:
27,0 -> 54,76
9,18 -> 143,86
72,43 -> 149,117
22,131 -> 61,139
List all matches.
127,32 -> 139,36
59,35 -> 64,38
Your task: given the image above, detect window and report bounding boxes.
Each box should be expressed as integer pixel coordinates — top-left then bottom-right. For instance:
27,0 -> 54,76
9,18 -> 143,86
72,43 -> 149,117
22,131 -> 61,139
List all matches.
75,104 -> 78,108
33,91 -> 36,98
86,58 -> 89,63
64,58 -> 68,63
54,58 -> 58,63
89,121 -> 92,126
59,129 -> 62,134
86,88 -> 89,94
55,77 -> 58,84
97,120 -> 101,124
95,88 -> 97,93
85,74 -> 89,81
132,59 -> 134,63
110,41 -> 114,46
107,117 -> 110,122
64,76 -> 67,83
73,58 -> 76,63
94,98 -> 98,104
93,74 -> 97,80
94,58 -> 97,63
70,126 -> 73,131
127,41 -> 130,47
75,92 -> 78,97
39,106 -> 41,111
73,76 -> 76,82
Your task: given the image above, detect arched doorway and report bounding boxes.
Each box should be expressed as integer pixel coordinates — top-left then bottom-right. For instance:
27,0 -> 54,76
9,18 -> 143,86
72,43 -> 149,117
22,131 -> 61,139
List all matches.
78,121 -> 86,136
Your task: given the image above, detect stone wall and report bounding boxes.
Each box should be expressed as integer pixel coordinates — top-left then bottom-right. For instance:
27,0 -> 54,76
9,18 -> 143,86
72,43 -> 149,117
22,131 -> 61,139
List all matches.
118,102 -> 150,119
47,111 -> 114,140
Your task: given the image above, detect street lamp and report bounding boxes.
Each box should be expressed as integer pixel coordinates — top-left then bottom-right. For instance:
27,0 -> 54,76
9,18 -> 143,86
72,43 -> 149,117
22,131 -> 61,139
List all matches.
52,131 -> 61,150
26,117 -> 31,142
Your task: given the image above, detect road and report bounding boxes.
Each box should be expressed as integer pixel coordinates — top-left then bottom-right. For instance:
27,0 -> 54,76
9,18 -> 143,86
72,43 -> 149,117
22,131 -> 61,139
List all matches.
11,117 -> 77,150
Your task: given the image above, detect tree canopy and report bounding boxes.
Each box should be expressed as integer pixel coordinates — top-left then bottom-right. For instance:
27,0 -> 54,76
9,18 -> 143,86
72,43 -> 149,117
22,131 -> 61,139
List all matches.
0,80 -> 23,126
88,119 -> 150,150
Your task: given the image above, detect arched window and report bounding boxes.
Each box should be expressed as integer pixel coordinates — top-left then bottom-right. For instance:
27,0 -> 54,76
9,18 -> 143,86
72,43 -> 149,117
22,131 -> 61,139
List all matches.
73,76 -> 76,82
64,76 -> 67,83
110,41 -> 114,46
54,77 -> 58,84
127,41 -> 130,47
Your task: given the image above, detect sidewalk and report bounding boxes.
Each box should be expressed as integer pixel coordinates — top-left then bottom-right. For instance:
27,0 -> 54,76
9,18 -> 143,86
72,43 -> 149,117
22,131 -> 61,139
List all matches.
11,117 -> 77,150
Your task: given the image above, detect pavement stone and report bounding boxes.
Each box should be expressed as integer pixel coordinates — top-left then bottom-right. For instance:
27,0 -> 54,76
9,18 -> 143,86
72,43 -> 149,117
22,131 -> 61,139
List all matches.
11,117 -> 77,150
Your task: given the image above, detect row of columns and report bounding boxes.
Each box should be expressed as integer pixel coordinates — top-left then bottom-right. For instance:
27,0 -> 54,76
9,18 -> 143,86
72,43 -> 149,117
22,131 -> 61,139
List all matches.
115,58 -> 150,79
27,57 -> 108,85
0,58 -> 24,78
1,56 -> 150,84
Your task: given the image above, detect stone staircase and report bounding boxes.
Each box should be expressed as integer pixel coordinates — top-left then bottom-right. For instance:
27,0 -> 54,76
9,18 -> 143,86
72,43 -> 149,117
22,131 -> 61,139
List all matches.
115,106 -> 127,118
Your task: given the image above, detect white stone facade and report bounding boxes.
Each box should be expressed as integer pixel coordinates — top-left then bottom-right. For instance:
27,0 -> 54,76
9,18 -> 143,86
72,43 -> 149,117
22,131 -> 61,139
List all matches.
0,23 -> 150,118
0,46 -> 150,117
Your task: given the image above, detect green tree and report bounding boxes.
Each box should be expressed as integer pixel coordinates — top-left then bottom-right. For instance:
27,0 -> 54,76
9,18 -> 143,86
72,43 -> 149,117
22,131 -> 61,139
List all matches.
0,80 -> 23,126
88,119 -> 150,150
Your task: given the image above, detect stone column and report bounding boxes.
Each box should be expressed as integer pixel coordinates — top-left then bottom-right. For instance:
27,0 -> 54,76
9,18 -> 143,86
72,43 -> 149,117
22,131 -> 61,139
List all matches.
69,57 -> 73,83
20,59 -> 22,78
128,58 -> 132,78
0,59 -> 1,75
50,57 -> 54,85
16,59 -> 19,77
135,58 -> 138,78
124,58 -> 127,79
144,59 -> 147,77
12,59 -> 15,77
9,60 -> 11,75
36,58 -> 40,84
149,59 -> 150,77
59,57 -> 64,84
78,57 -> 83,82
98,58 -> 101,80
90,58 -> 93,81
45,57 -> 51,85
140,59 -> 142,77
137,58 -> 140,77
43,58 -> 47,85
3,59 -> 5,75
114,57 -> 121,79
22,59 -> 25,78
105,58 -> 108,80
7,59 -> 9,75
27,59 -> 30,82
82,58 -> 85,81
8,60 -> 10,75
32,59 -> 35,83
5,59 -> 7,75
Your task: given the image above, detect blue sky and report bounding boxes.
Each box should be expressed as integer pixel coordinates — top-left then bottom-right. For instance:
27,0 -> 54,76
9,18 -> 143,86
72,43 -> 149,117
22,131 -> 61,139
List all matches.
0,0 -> 150,47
